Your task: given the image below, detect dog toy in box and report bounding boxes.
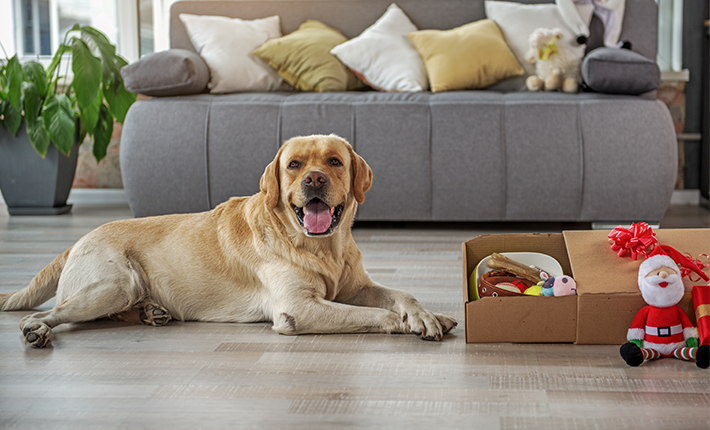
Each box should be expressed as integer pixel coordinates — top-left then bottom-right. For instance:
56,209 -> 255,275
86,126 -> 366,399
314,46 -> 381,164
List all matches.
469,252 -> 575,299
619,245 -> 710,369
539,272 -> 577,297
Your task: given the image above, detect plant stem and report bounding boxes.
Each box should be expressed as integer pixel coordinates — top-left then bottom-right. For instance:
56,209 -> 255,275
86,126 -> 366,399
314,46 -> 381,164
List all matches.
0,40 -> 8,60
63,48 -> 71,95
52,29 -> 74,95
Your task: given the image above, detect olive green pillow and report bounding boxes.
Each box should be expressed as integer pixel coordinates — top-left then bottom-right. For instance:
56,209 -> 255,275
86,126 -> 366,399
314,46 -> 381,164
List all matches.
254,20 -> 363,92
408,19 -> 524,93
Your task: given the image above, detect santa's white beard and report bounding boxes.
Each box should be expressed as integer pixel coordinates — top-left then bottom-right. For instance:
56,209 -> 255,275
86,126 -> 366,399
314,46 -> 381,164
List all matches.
639,274 -> 684,307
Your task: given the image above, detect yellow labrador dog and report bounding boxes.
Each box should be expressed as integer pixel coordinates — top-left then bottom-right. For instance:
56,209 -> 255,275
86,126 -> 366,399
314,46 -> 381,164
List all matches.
1,135 -> 456,348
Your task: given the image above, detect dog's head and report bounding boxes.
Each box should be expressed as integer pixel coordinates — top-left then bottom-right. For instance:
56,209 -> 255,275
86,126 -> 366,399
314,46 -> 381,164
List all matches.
259,134 -> 372,237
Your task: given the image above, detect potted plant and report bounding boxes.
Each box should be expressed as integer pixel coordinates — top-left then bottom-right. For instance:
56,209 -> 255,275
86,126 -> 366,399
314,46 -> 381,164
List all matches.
0,24 -> 136,215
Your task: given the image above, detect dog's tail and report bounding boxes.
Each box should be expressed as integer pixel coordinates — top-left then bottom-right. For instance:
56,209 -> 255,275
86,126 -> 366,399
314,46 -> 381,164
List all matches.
0,248 -> 71,311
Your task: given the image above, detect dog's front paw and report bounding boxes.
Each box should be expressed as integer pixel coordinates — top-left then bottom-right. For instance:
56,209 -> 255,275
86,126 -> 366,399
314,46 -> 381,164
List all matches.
400,307 -> 456,341
435,313 -> 457,335
22,322 -> 54,348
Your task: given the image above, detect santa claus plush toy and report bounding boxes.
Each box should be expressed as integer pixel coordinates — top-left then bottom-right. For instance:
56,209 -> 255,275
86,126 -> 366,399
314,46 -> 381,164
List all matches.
620,245 -> 710,368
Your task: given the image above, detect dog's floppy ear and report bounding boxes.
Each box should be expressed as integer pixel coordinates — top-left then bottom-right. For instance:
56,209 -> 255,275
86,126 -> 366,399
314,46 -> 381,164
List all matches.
260,152 -> 281,209
349,146 -> 373,205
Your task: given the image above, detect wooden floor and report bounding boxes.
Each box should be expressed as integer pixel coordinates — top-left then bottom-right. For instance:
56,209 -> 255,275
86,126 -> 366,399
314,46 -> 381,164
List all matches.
1,200 -> 709,430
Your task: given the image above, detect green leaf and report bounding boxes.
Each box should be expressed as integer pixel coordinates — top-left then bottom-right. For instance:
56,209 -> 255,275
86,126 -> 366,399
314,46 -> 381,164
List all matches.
71,38 -> 102,110
22,60 -> 47,96
0,100 -> 22,136
79,91 -> 101,132
103,55 -> 130,93
27,119 -> 51,157
79,26 -> 122,84
80,26 -> 116,59
103,78 -> 136,124
92,103 -> 113,162
21,81 -> 42,124
43,94 -> 75,156
0,65 -> 8,99
4,56 -> 24,109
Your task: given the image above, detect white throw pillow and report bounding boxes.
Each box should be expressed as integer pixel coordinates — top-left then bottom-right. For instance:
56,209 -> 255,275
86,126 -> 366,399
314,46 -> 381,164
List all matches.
484,1 -> 594,76
179,14 -> 285,93
330,3 -> 428,92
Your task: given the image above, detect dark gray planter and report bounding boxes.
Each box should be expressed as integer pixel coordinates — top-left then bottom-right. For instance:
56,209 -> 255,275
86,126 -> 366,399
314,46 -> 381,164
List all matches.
0,122 -> 79,215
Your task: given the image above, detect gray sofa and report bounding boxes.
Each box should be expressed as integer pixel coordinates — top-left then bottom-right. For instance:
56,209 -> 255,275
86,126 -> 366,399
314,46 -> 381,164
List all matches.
120,0 -> 677,224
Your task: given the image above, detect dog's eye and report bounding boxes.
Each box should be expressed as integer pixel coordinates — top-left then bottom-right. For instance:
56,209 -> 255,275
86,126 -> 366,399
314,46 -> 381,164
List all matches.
329,158 -> 342,167
288,160 -> 300,169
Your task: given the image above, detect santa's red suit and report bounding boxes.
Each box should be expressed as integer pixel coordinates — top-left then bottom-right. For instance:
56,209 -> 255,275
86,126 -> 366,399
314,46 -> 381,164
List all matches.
627,304 -> 696,356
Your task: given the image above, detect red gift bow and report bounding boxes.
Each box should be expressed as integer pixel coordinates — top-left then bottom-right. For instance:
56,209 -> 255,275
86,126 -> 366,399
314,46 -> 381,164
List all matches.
681,253 -> 710,282
609,224 -> 709,281
608,222 -> 658,260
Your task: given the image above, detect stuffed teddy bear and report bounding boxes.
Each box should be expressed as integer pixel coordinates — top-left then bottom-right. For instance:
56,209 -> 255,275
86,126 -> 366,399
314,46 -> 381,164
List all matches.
525,28 -> 581,94
619,245 -> 710,369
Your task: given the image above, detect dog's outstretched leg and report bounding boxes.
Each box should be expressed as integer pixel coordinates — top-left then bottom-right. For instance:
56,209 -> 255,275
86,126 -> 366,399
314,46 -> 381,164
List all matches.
19,284 -> 143,348
17,246 -> 149,348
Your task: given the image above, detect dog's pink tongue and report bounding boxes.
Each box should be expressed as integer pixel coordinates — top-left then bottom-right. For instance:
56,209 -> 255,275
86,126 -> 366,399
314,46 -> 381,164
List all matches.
303,200 -> 331,234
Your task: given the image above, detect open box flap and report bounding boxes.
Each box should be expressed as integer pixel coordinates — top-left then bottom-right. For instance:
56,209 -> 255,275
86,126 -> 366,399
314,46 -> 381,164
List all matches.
564,229 -> 710,296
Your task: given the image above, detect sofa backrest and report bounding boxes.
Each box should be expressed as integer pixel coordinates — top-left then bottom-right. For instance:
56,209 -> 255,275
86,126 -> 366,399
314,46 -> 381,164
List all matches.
170,0 -> 658,60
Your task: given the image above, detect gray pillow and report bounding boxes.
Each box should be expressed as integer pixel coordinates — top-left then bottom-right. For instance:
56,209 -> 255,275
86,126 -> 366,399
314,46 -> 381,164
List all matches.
581,47 -> 660,95
121,49 -> 210,97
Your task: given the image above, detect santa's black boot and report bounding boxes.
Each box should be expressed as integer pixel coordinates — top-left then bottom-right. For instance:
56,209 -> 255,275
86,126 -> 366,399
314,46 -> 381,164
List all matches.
697,345 -> 710,369
620,342 -> 644,367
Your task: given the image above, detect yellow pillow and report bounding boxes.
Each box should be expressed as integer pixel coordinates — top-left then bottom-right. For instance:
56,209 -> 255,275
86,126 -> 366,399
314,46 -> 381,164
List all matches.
254,20 -> 363,92
408,19 -> 524,93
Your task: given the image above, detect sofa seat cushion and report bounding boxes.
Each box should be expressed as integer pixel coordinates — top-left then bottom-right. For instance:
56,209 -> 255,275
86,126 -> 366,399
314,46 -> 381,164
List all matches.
122,90 -> 677,223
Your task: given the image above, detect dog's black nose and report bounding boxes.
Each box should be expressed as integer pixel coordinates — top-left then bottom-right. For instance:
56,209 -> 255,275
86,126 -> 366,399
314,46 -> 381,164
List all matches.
303,171 -> 328,189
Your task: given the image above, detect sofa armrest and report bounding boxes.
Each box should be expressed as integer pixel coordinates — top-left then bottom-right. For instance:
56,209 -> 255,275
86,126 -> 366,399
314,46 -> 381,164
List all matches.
581,47 -> 661,96
121,49 -> 210,97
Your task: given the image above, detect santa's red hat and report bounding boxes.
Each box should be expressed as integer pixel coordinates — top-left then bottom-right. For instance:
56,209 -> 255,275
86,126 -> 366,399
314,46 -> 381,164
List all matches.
638,244 -> 710,284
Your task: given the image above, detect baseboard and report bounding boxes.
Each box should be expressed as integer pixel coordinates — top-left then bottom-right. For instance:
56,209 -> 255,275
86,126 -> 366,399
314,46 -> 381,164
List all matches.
67,188 -> 128,204
670,189 -> 701,205
0,188 -> 702,208
0,188 -> 128,205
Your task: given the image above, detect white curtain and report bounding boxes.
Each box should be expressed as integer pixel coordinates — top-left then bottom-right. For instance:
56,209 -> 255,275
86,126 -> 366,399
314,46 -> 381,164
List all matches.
656,0 -> 683,72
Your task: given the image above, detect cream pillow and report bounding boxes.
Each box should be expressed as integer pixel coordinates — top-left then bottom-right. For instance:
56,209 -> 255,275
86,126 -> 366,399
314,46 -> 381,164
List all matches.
254,20 -> 363,92
330,3 -> 428,92
484,1 -> 594,76
408,19 -> 524,93
179,14 -> 285,93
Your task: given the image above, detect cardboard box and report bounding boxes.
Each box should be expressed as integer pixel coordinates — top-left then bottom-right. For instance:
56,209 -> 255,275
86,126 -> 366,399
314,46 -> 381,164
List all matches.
463,229 -> 710,344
